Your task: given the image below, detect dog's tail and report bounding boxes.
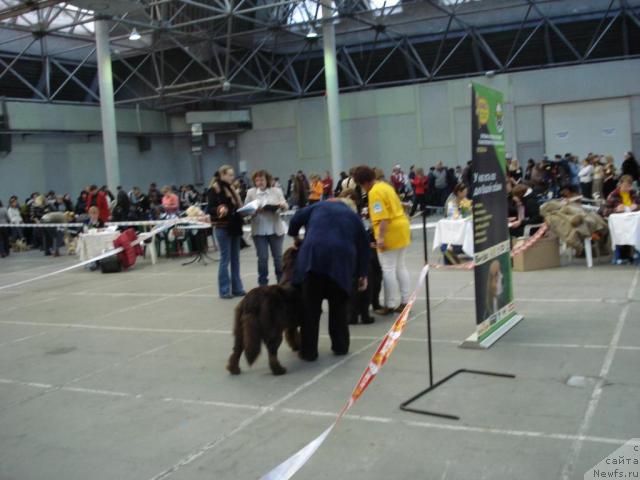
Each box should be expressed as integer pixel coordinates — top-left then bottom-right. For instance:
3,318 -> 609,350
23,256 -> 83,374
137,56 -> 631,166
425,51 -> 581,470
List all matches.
242,310 -> 262,366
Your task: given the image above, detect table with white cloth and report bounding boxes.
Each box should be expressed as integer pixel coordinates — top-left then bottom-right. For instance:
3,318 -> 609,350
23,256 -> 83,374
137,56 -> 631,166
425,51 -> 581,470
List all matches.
76,230 -> 120,262
608,211 -> 640,251
77,229 -> 158,264
432,217 -> 474,256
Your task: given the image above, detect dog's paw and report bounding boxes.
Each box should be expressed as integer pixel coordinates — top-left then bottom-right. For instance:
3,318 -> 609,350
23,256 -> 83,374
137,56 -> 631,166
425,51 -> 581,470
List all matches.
270,364 -> 287,376
226,363 -> 241,375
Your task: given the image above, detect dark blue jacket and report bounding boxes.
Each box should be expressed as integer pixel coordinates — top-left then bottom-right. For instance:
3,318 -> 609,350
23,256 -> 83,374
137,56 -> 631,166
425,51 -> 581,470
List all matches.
288,201 -> 369,294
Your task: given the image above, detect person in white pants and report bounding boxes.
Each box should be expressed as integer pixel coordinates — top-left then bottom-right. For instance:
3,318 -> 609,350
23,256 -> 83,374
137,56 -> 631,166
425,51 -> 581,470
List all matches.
353,165 -> 411,315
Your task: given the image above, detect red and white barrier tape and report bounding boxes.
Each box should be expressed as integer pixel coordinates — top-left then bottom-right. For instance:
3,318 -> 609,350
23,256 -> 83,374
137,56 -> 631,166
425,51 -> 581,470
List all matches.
0,219 -> 182,291
260,265 -> 429,480
430,223 -> 551,271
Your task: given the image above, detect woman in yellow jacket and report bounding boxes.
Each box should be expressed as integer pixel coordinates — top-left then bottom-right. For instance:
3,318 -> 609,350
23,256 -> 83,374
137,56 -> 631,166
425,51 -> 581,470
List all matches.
353,165 -> 411,315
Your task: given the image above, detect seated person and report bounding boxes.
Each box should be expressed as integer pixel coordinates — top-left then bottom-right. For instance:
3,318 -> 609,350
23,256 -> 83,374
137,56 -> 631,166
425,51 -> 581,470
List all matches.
601,175 -> 639,217
601,175 -> 640,265
84,206 -> 105,231
441,184 -> 472,264
509,184 -> 543,238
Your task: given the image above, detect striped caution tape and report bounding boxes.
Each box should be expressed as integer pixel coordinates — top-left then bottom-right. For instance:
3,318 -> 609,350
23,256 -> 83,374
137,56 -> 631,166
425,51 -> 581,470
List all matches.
429,222 -> 551,271
260,265 -> 429,480
0,218 -> 211,228
0,219 -> 182,291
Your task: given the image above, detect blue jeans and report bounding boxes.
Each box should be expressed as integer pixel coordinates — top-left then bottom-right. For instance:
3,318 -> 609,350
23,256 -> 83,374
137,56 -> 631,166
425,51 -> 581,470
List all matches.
215,227 -> 244,296
253,234 -> 284,286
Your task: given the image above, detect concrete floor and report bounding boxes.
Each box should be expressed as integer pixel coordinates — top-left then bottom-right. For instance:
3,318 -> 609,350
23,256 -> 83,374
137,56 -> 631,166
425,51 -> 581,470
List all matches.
0,228 -> 638,480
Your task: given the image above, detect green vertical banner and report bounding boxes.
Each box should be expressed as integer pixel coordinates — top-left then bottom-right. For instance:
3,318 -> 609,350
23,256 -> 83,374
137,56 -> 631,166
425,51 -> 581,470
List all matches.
466,83 -> 522,348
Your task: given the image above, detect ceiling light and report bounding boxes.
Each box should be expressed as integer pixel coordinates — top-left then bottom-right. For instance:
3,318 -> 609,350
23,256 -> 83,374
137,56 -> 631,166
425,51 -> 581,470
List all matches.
129,28 -> 141,41
306,26 -> 318,38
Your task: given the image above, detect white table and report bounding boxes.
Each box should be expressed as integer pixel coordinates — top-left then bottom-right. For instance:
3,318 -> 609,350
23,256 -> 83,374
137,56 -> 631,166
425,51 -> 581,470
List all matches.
77,231 -> 120,262
432,217 -> 474,256
608,211 -> 640,252
77,230 -> 157,265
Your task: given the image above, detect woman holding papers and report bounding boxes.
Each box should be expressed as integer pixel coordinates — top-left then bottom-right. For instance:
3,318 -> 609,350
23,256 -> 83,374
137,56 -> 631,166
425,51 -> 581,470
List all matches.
244,170 -> 288,286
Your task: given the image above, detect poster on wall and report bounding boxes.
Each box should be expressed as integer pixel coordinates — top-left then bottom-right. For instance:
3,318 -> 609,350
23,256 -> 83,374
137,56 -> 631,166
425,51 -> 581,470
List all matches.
461,82 -> 523,349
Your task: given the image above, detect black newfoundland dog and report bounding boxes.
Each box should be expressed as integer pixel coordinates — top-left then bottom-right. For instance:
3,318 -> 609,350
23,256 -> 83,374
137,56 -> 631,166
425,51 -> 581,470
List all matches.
226,247 -> 302,375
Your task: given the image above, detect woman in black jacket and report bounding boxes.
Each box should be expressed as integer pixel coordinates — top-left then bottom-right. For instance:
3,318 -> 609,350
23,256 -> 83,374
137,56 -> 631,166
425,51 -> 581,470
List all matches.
509,184 -> 543,238
207,165 -> 245,299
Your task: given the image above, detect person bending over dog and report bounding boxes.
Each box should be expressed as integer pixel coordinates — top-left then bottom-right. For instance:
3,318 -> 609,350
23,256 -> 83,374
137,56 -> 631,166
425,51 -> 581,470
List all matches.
288,200 -> 369,361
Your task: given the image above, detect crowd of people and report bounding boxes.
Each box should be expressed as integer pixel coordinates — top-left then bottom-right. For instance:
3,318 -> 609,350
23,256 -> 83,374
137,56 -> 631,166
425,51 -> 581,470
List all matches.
1,149 -> 639,360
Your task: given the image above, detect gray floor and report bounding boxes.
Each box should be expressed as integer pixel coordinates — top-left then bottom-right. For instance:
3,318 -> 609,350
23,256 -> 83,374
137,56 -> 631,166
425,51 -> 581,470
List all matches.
0,230 -> 638,480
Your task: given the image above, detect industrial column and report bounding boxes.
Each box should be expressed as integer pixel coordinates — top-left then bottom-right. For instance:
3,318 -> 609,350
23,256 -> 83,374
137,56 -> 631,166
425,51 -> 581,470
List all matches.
321,0 -> 343,182
95,19 -> 121,190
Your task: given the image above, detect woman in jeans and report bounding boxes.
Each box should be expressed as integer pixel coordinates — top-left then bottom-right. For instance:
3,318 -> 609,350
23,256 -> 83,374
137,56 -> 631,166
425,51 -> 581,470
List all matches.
244,170 -> 288,286
207,165 -> 245,299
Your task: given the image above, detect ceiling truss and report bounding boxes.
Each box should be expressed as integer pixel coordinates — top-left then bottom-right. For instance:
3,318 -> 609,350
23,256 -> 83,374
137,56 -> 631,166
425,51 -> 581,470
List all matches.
0,0 -> 639,110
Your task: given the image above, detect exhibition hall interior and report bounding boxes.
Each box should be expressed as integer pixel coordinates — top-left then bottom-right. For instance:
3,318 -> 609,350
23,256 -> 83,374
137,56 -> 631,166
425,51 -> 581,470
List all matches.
0,0 -> 639,479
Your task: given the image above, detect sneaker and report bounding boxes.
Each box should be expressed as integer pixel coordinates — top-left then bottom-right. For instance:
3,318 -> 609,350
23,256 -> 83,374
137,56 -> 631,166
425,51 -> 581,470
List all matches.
220,293 -> 234,299
361,316 -> 375,324
233,291 -> 246,297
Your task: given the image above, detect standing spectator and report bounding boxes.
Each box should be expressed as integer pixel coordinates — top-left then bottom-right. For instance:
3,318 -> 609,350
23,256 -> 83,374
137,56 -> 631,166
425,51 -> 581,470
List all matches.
578,157 -> 594,199
285,174 -> 295,201
112,188 -> 131,221
288,200 -> 369,360
244,170 -> 288,286
592,157 -> 605,199
621,151 -> 639,185
292,171 -> 309,208
321,171 -> 333,200
75,191 -> 88,215
207,165 -> 245,299
455,165 -> 464,184
524,159 -> 535,182
0,201 -> 10,257
409,168 -> 428,216
353,165 -> 411,315
86,185 -> 110,223
7,196 -> 23,242
148,183 -> 161,209
433,162 -> 448,206
334,171 -> 348,196
161,185 -> 180,216
390,165 -> 406,196
308,174 -> 323,204
602,165 -> 618,200
508,158 -> 523,183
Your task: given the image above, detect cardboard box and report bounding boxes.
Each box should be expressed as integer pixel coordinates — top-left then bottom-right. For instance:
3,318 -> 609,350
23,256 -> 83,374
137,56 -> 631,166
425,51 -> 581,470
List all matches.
512,235 -> 561,272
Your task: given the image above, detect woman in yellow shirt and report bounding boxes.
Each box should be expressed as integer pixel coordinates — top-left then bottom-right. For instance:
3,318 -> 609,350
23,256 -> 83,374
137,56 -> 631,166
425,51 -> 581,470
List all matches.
354,165 -> 411,315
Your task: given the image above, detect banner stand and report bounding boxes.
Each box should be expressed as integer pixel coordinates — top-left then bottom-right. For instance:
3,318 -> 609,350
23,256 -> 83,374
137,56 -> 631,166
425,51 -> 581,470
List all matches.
399,211 -> 515,421
460,313 -> 524,349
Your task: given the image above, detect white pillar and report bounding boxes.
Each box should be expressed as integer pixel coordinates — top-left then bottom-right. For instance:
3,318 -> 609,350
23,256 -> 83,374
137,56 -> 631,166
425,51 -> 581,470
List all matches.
95,19 -> 120,190
321,0 -> 343,182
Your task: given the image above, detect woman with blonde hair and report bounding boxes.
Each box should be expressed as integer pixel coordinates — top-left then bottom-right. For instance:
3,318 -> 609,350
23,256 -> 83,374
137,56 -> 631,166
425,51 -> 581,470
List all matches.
207,165 -> 245,299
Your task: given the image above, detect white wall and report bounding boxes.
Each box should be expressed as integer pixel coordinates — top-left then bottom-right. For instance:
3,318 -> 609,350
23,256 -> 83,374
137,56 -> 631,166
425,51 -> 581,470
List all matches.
238,58 -> 640,180
0,102 -> 235,200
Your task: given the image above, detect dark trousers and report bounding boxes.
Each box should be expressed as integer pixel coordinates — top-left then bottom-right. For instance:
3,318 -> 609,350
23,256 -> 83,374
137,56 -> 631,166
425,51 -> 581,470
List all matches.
369,249 -> 383,309
409,194 -> 427,216
301,273 -> 349,358
0,227 -> 10,256
349,284 -> 370,322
